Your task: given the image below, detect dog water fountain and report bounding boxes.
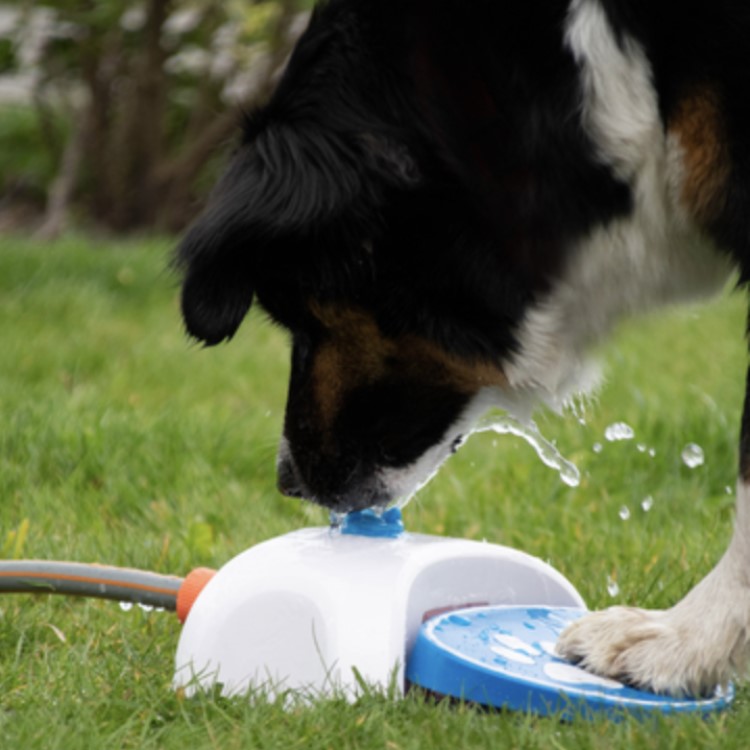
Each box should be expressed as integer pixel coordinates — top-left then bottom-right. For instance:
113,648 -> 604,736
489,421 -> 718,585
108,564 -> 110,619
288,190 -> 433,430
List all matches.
172,508 -> 733,717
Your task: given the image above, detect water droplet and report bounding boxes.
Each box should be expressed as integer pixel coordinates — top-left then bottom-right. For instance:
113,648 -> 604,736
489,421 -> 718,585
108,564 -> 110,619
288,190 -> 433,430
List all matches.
606,576 -> 620,598
592,442 -> 603,454
641,495 -> 654,512
475,414 -> 580,488
568,398 -> 588,425
618,505 -> 631,521
681,443 -> 705,469
119,601 -> 133,612
604,422 -> 635,442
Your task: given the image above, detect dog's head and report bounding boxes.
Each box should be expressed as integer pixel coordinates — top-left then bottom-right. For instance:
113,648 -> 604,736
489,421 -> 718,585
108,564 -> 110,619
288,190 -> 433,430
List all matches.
175,115 -> 525,512
175,2 -> 631,512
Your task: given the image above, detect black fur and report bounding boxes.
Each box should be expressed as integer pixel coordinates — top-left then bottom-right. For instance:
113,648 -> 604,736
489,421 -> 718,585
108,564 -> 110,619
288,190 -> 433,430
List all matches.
177,0 -> 633,361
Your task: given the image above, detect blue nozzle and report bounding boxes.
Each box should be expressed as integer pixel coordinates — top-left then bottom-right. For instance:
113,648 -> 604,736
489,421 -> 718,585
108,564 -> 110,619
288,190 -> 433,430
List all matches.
339,508 -> 405,538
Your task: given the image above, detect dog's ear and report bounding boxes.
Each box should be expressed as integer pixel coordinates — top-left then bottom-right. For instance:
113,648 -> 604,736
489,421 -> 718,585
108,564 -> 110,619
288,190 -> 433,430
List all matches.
176,149 -> 258,345
176,123 -> 418,345
177,225 -> 254,346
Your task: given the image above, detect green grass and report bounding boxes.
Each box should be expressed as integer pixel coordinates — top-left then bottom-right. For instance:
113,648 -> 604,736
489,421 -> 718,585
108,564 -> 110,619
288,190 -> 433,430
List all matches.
0,234 -> 748,747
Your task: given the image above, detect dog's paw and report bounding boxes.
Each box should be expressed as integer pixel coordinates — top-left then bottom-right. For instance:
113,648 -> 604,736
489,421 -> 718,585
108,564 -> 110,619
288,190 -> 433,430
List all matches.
555,606 -> 733,697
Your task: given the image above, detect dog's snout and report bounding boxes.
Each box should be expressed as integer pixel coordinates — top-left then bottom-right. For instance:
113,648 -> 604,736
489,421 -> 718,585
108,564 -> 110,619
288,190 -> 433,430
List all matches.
276,437 -> 393,512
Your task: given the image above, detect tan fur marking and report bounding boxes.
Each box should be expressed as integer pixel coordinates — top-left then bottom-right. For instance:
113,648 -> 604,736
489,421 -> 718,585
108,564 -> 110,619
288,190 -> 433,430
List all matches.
669,87 -> 729,224
310,303 -> 507,427
311,306 -> 393,426
401,335 -> 508,392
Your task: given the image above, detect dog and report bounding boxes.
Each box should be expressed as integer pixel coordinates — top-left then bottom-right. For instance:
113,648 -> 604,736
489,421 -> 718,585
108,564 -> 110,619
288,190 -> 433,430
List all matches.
176,0 -> 750,697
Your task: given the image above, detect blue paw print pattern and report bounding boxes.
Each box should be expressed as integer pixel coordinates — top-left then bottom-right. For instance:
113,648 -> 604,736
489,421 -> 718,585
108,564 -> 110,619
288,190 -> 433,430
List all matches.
406,606 -> 733,719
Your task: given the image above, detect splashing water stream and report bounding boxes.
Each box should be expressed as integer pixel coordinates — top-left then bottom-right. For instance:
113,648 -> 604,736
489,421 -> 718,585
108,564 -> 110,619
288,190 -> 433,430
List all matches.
473,413 -> 581,488
330,412 -> 580,526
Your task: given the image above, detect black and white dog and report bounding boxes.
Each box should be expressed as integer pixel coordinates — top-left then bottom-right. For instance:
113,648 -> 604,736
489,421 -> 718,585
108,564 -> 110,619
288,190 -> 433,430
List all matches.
176,0 -> 750,697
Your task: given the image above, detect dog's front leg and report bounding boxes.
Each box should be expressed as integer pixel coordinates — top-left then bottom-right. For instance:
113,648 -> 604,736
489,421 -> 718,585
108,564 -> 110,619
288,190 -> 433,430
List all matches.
556,375 -> 750,697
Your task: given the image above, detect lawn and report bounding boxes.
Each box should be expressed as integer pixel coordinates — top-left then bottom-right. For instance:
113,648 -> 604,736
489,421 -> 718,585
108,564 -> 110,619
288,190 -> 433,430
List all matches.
0,234 -> 748,748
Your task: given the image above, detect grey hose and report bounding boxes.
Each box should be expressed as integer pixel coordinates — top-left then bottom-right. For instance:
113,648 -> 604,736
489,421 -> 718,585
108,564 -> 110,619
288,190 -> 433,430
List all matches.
0,560 -> 183,611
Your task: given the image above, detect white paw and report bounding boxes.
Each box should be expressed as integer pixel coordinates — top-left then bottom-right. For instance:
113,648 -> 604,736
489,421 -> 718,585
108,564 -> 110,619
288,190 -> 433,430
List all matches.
555,605 -> 739,697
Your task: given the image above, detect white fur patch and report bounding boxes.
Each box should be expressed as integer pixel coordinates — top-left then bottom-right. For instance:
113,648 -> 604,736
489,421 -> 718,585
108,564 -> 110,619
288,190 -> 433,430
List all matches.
378,387 -> 500,504
556,480 -> 750,695
504,0 -> 734,405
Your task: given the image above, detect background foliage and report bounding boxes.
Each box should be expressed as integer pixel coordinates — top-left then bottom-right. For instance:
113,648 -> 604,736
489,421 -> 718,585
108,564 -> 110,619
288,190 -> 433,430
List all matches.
0,0 -> 312,235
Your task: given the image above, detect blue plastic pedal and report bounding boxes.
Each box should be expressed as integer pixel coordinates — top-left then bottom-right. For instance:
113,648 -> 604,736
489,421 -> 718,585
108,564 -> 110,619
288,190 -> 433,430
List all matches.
406,606 -> 733,719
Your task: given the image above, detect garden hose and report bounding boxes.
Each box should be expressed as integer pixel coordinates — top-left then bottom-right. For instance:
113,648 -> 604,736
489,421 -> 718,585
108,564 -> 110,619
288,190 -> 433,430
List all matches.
0,560 -> 216,623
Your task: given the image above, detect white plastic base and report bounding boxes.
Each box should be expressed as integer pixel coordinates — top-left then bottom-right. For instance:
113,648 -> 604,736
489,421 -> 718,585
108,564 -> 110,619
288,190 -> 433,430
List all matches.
173,526 -> 585,699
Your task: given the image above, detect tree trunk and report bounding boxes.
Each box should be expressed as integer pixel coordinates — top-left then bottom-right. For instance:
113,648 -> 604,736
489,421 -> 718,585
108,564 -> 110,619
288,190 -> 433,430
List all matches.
137,0 -> 172,224
34,110 -> 89,241
105,0 -> 172,231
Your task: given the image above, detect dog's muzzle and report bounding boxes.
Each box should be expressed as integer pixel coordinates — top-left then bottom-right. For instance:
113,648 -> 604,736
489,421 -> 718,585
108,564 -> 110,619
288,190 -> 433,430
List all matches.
276,437 -> 392,513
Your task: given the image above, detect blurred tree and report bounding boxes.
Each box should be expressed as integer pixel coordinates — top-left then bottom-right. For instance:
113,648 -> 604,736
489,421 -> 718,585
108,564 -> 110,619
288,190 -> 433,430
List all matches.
0,0 -> 310,235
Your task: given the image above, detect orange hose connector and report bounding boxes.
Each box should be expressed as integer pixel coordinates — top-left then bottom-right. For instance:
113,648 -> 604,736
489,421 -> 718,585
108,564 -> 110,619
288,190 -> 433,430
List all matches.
176,567 -> 217,623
